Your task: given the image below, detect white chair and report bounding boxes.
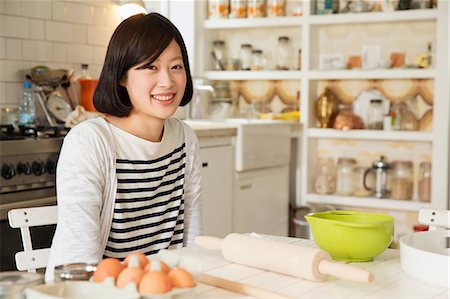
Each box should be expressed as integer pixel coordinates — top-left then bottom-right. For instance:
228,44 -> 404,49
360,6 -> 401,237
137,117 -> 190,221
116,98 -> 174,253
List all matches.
7,205 -> 58,273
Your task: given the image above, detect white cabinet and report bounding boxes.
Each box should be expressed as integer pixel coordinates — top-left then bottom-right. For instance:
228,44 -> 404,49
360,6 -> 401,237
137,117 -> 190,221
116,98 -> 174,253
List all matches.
234,166 -> 289,236
198,137 -> 234,237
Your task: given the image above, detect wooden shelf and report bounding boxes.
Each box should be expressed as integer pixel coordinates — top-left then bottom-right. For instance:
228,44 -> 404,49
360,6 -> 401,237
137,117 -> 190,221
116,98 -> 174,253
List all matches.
308,69 -> 435,80
204,16 -> 303,29
309,9 -> 437,25
203,70 -> 303,80
305,193 -> 431,212
307,129 -> 433,142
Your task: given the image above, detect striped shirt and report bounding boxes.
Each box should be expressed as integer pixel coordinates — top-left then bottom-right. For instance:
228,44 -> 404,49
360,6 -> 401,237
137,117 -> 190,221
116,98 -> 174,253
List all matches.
104,120 -> 186,259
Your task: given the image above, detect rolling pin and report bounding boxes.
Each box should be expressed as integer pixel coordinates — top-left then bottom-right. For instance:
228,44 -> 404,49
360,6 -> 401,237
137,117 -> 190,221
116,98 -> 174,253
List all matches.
195,233 -> 374,283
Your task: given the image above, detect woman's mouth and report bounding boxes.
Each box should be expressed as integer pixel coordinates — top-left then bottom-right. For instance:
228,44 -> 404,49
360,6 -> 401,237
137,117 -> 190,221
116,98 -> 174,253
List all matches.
152,93 -> 176,105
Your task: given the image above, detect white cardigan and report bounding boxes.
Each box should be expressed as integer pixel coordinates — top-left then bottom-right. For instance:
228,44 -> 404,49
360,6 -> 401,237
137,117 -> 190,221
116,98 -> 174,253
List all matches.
45,117 -> 202,282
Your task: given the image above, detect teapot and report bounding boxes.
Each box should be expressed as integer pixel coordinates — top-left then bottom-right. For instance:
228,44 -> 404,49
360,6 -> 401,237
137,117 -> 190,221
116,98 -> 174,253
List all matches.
363,155 -> 391,199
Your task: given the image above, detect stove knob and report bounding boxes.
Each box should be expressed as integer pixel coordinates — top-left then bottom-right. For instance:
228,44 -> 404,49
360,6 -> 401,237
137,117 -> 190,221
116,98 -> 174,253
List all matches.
32,161 -> 46,176
46,160 -> 56,175
1,163 -> 16,180
17,162 -> 32,175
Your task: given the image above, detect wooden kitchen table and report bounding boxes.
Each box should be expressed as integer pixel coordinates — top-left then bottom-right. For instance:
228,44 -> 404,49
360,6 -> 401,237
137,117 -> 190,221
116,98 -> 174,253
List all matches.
175,235 -> 448,298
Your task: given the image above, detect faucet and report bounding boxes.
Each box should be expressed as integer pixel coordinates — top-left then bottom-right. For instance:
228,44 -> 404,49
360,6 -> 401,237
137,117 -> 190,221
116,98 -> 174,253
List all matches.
188,79 -> 216,119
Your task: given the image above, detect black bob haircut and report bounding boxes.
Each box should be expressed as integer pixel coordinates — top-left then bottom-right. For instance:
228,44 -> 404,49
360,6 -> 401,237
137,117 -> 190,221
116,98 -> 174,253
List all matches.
93,13 -> 193,117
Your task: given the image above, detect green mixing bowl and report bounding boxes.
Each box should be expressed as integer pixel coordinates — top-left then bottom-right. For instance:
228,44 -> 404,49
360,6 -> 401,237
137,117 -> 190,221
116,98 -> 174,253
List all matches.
305,210 -> 394,262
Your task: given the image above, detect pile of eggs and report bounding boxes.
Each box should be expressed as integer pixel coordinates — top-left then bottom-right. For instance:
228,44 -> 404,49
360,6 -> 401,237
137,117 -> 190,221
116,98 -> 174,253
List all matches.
92,252 -> 196,295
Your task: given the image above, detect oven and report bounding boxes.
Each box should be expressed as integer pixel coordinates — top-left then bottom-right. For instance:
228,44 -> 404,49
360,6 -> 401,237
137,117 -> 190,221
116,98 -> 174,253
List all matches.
0,125 -> 65,271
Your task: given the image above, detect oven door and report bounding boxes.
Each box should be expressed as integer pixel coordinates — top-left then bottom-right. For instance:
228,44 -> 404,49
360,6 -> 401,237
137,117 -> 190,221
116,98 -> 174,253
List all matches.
0,196 -> 56,271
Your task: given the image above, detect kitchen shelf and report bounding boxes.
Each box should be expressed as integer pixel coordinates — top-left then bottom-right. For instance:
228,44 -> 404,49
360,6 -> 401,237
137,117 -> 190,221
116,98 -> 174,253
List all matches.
308,69 -> 436,80
305,193 -> 432,212
204,16 -> 303,29
203,70 -> 303,81
309,9 -> 438,25
307,129 -> 433,142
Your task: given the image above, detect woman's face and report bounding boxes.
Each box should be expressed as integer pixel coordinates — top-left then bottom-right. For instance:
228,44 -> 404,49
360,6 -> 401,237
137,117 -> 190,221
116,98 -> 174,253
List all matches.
122,39 -> 187,121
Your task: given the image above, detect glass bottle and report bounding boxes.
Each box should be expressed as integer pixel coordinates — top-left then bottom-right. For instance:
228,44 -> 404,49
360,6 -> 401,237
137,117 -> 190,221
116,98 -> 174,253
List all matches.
418,162 -> 432,202
239,44 -> 253,70
390,160 -> 414,200
314,157 -> 336,195
336,158 -> 357,196
212,40 -> 226,70
276,36 -> 292,70
367,99 -> 384,130
19,81 -> 36,126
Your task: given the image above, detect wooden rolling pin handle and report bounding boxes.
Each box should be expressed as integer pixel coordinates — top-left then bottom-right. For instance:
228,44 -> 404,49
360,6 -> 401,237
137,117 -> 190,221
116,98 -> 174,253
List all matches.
195,236 -> 224,251
318,259 -> 374,283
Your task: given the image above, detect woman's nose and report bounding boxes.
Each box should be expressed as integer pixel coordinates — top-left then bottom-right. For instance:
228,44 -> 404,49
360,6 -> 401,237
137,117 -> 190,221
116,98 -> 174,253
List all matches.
157,69 -> 173,87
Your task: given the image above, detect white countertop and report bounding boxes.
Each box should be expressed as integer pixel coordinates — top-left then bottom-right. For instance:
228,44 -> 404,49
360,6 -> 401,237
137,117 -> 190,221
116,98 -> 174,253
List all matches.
175,235 -> 449,298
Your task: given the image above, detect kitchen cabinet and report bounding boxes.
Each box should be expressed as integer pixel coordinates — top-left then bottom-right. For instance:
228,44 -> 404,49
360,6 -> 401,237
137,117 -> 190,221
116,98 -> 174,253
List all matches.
233,166 -> 289,236
189,1 -> 449,216
198,136 -> 234,238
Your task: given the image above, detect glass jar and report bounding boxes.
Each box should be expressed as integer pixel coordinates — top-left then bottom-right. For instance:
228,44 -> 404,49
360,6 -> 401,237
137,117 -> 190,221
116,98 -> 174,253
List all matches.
418,161 -> 432,202
247,0 -> 265,18
336,158 -> 357,196
239,44 -> 253,70
391,160 -> 413,200
314,157 -> 336,195
212,40 -> 226,70
267,0 -> 286,17
208,0 -> 229,19
230,0 -> 247,18
251,49 -> 264,70
353,166 -> 373,197
276,36 -> 292,70
367,99 -> 384,130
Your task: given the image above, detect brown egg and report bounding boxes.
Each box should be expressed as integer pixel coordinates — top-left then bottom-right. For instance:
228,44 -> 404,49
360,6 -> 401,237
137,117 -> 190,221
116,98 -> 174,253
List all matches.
124,252 -> 149,269
93,258 -> 125,283
144,260 -> 170,274
116,267 -> 145,288
138,271 -> 172,294
168,267 -> 196,288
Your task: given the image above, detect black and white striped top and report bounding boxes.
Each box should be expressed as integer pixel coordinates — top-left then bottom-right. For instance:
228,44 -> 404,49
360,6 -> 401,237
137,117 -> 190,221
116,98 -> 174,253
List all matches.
104,120 -> 186,259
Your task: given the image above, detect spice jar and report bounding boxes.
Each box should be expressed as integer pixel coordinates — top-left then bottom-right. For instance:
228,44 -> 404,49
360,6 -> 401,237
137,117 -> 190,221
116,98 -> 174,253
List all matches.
276,36 -> 292,70
208,0 -> 230,19
314,157 -> 336,195
336,158 -> 357,196
239,44 -> 253,70
418,161 -> 432,202
367,99 -> 384,130
212,40 -> 226,70
391,160 -> 413,200
230,0 -> 247,18
267,0 -> 286,17
247,0 -> 265,18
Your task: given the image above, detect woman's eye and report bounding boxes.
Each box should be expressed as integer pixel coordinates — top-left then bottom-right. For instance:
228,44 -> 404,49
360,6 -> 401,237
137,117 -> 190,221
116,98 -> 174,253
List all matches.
172,65 -> 184,70
147,65 -> 157,70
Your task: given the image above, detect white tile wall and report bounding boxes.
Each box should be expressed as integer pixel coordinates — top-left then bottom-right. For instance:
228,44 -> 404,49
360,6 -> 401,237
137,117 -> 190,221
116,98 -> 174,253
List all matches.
0,0 -> 119,108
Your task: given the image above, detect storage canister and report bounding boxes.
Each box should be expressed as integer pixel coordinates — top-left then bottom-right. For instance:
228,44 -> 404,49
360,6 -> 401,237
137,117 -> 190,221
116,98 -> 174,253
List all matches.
239,44 -> 253,70
418,161 -> 431,202
267,0 -> 286,17
212,40 -> 227,70
247,0 -> 265,17
208,0 -> 229,19
276,36 -> 293,70
230,0 -> 247,18
314,157 -> 336,195
367,99 -> 384,130
391,160 -> 413,200
251,49 -> 265,70
336,158 -> 357,196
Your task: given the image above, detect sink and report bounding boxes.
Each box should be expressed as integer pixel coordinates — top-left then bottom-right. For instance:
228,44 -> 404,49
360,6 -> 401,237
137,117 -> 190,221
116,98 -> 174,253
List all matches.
184,119 -> 292,171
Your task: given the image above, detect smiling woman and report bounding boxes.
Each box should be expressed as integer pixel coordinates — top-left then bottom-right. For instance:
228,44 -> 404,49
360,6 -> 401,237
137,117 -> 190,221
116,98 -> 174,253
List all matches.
45,13 -> 201,283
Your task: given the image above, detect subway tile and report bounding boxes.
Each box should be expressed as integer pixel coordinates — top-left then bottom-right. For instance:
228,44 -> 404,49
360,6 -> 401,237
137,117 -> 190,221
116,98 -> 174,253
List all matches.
89,64 -> 102,79
0,82 -> 5,104
29,19 -> 45,40
4,0 -> 22,16
6,82 -> 22,105
23,40 -> 52,61
93,45 -> 106,65
51,42 -> 66,62
0,1 -> 5,14
0,37 -> 5,59
87,26 -> 112,46
0,15 -> 30,38
6,38 -> 22,60
22,0 -> 51,19
1,59 -> 30,81
73,24 -> 86,43
67,43 -> 93,64
45,20 -> 74,43
53,1 -> 92,25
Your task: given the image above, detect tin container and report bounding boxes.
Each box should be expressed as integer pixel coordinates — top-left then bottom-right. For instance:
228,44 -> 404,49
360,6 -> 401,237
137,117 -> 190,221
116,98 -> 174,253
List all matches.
208,0 -> 229,19
247,0 -> 265,18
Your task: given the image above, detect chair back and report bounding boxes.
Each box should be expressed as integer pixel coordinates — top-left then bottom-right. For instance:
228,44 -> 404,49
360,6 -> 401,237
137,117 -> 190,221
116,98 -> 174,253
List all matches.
7,206 -> 58,273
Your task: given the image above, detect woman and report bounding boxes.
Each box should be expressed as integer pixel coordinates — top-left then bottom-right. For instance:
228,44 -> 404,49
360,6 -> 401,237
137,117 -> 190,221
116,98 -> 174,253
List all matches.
45,13 -> 201,282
